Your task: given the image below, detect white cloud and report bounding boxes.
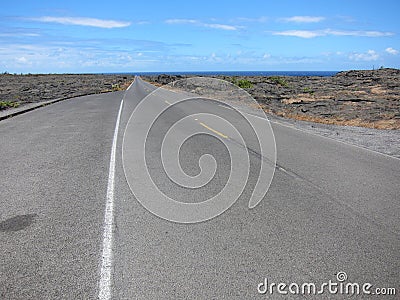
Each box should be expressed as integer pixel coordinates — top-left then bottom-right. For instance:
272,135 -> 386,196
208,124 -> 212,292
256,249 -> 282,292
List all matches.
236,16 -> 268,23
165,19 -> 197,24
203,23 -> 239,31
208,52 -> 223,62
272,29 -> 394,38
0,43 -> 164,72
274,30 -> 322,38
282,16 -> 325,23
165,19 -> 242,30
328,29 -> 393,37
0,33 -> 40,37
385,47 -> 399,55
30,16 -> 131,28
349,50 -> 379,61
263,53 -> 271,59
16,56 -> 28,63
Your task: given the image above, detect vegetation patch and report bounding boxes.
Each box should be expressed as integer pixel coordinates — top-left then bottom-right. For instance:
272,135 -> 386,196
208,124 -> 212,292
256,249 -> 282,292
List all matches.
303,87 -> 314,95
268,76 -> 288,87
231,78 -> 253,89
0,101 -> 20,110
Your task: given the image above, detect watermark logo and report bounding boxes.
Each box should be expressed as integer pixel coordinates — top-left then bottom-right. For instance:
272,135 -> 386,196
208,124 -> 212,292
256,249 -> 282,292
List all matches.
122,77 -> 276,223
257,271 -> 396,296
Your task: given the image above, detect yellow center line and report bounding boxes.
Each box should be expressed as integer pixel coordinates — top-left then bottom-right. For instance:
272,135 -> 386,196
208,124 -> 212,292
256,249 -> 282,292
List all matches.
165,100 -> 172,105
199,122 -> 229,139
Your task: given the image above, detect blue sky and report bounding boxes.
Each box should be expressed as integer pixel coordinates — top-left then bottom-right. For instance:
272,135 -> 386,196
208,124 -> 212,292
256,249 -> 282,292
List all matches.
1,0 -> 399,73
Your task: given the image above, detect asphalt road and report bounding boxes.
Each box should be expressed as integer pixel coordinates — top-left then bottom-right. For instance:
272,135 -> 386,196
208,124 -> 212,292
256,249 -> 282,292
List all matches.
0,77 -> 399,299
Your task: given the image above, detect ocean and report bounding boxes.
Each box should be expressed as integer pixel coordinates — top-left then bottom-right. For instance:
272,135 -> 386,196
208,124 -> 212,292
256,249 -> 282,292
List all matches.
127,71 -> 338,77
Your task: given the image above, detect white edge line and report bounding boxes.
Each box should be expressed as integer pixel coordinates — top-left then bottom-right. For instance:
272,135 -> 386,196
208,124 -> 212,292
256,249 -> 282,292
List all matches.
243,111 -> 400,161
218,104 -> 233,110
127,78 -> 135,91
98,98 -> 124,300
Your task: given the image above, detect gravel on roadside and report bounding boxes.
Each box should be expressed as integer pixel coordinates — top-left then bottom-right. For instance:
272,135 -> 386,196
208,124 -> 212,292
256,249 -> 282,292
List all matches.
267,114 -> 400,159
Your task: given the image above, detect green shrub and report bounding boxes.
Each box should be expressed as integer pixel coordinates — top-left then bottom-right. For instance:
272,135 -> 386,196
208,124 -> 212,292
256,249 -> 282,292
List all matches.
268,76 -> 288,87
112,83 -> 120,91
303,87 -> 314,95
231,78 -> 253,88
0,101 -> 20,109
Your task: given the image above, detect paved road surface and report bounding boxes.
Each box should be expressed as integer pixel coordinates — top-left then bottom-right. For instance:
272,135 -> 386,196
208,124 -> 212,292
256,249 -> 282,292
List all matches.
1,77 -> 398,299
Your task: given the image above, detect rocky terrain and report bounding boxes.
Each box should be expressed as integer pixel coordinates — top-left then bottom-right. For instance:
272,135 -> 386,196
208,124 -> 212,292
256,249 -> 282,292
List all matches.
0,73 -> 135,110
1,69 -> 399,130
142,68 -> 400,129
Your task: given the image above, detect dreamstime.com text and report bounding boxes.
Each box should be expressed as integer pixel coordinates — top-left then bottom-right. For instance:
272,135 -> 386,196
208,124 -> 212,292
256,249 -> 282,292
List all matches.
257,272 -> 396,296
